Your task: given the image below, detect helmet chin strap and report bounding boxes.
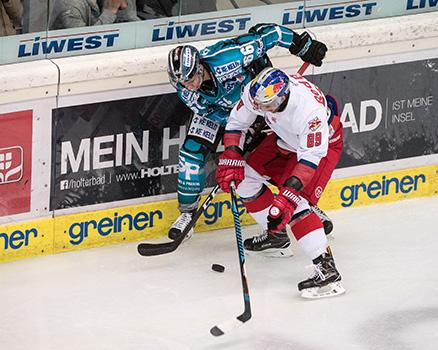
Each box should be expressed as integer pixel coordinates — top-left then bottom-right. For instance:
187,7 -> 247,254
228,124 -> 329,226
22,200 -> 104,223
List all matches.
199,64 -> 218,95
201,63 -> 212,84
276,93 -> 290,112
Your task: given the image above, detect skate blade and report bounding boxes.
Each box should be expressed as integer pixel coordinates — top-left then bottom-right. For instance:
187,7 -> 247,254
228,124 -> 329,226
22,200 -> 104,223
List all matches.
300,281 -> 346,299
245,246 -> 294,258
181,229 -> 194,243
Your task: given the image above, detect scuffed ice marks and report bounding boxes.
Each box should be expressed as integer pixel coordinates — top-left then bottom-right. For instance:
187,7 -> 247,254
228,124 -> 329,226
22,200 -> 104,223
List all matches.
356,307 -> 438,350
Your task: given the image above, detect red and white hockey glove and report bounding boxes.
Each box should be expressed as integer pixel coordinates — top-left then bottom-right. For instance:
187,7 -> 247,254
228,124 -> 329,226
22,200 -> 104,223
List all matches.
216,149 -> 245,193
267,187 -> 301,232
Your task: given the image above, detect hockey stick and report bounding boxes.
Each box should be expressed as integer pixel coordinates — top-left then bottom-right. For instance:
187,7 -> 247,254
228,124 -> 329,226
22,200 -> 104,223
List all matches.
137,61 -> 311,257
137,119 -> 266,257
298,61 -> 310,76
137,185 -> 220,256
210,182 -> 251,336
210,61 -> 310,336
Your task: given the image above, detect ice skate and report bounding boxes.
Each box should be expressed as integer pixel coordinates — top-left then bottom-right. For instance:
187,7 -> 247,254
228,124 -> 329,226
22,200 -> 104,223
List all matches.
311,205 -> 334,236
298,251 -> 345,299
244,229 -> 293,258
168,211 -> 195,241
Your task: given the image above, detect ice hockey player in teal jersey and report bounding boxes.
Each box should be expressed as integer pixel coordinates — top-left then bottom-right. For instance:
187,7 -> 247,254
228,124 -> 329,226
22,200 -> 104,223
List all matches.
166,23 -> 328,241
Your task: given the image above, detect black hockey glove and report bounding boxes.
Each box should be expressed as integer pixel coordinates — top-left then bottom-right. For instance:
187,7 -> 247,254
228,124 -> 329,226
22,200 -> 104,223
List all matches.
289,32 -> 327,67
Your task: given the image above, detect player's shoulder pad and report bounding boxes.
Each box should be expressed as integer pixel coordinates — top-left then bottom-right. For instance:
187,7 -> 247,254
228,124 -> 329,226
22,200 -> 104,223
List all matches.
200,38 -> 243,59
202,45 -> 252,79
306,114 -> 325,133
239,83 -> 258,114
298,103 -> 331,136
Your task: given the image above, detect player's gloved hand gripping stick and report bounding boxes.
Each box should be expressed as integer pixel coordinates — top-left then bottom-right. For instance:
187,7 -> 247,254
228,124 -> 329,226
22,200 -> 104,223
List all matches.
137,61 -> 310,257
136,120 -> 270,256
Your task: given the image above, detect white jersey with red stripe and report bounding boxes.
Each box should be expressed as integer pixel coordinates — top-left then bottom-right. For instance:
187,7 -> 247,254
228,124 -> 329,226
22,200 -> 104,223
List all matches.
227,74 -> 331,168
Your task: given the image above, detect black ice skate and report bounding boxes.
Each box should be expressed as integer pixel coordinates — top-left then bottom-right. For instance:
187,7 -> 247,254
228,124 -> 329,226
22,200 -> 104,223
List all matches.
168,211 -> 195,241
311,205 -> 334,236
298,250 -> 345,299
244,229 -> 293,258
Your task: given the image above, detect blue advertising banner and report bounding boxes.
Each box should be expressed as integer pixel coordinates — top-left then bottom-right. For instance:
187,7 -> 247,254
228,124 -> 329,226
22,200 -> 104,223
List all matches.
1,0 -> 437,64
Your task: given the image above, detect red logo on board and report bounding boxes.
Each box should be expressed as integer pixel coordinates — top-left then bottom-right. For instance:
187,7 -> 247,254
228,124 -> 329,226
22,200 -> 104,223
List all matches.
0,146 -> 23,184
0,110 -> 33,216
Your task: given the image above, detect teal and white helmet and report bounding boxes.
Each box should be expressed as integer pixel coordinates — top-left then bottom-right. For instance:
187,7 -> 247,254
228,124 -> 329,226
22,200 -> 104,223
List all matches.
167,45 -> 202,88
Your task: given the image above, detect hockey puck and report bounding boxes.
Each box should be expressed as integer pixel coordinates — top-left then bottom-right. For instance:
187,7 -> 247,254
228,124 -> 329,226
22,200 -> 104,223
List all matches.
211,264 -> 225,273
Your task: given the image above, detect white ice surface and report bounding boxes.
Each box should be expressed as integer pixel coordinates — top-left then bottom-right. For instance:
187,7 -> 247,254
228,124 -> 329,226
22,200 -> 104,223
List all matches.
1,197 -> 438,350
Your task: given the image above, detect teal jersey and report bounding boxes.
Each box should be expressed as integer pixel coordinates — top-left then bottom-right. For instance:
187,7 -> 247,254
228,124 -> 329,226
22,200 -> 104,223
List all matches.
176,24 -> 297,126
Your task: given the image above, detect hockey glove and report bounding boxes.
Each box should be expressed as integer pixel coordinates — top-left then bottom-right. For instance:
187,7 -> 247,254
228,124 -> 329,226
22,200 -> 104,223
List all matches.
216,149 -> 245,193
267,187 -> 301,232
289,32 -> 327,67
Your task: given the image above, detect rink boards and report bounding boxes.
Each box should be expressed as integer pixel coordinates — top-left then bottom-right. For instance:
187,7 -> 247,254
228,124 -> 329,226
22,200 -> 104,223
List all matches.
1,164 -> 437,263
1,12 -> 438,263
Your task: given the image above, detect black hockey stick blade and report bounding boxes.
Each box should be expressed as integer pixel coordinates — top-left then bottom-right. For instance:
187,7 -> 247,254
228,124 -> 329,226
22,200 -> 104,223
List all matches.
137,215 -> 194,256
137,185 -> 220,256
137,241 -> 178,256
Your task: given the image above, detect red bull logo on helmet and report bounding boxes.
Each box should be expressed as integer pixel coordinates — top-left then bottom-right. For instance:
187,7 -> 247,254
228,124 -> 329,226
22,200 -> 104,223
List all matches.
263,82 -> 286,99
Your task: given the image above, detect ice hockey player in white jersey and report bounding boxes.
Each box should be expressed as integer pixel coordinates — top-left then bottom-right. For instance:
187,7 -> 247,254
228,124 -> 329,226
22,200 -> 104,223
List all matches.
215,67 -> 345,298
166,24 -> 330,243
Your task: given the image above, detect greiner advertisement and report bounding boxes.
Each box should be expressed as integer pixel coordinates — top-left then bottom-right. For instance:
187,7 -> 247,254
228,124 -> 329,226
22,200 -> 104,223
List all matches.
51,58 -> 438,210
